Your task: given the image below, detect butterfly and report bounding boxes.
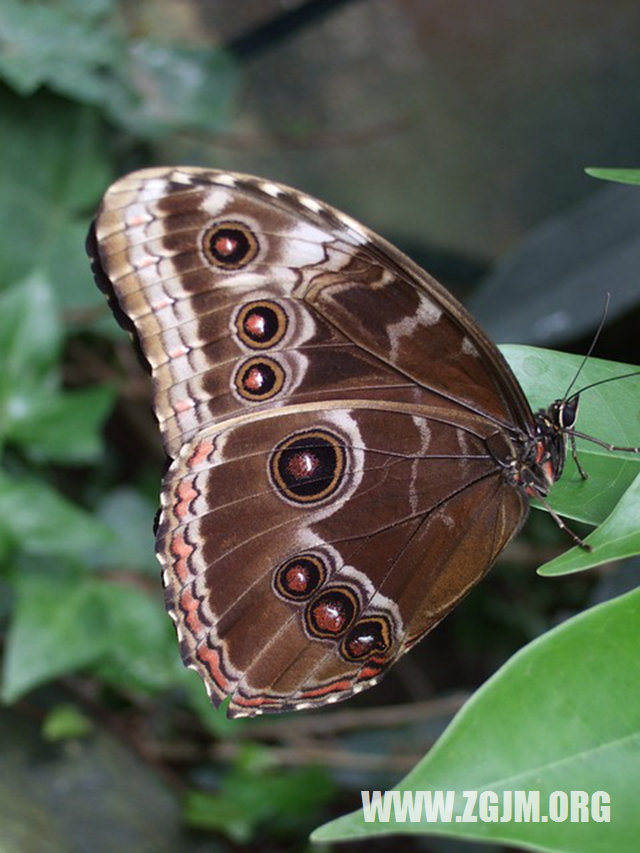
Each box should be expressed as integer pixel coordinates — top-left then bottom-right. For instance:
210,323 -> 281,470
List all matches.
87,167 -> 638,717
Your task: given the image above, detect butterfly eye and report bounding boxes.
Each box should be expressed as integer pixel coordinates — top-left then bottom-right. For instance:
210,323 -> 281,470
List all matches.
273,554 -> 326,601
270,429 -> 345,504
234,356 -> 284,400
305,587 -> 358,638
341,616 -> 392,661
202,221 -> 259,269
236,300 -> 288,349
559,396 -> 580,429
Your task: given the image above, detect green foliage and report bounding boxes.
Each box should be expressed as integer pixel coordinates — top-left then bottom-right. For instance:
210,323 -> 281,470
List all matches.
184,744 -> 335,843
313,587 -> 640,851
503,346 -> 640,573
0,0 -> 238,137
585,167 -> 640,186
0,89 -> 112,317
41,703 -> 94,742
0,276 -> 114,461
540,473 -> 640,575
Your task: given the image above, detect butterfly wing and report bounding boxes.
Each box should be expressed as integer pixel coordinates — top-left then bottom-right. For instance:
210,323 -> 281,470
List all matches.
157,404 -> 525,716
89,167 -> 532,715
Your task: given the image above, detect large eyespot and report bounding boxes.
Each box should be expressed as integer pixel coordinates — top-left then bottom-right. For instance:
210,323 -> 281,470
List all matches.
305,587 -> 358,639
273,554 -> 326,601
234,357 -> 284,401
202,221 -> 258,269
341,616 -> 392,661
270,429 -> 345,504
236,300 -> 288,350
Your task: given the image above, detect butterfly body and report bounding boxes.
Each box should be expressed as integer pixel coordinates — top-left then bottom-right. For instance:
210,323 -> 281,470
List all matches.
88,167 -> 574,716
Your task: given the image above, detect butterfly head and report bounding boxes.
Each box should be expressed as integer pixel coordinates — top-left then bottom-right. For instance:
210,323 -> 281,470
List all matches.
545,394 -> 580,433
524,395 -> 580,498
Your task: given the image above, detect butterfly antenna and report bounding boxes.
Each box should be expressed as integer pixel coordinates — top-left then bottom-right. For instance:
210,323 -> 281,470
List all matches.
563,292 -> 610,401
570,370 -> 640,398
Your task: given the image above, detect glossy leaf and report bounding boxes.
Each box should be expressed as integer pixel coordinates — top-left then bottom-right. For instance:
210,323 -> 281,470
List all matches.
503,346 -> 640,525
312,587 -> 640,852
585,167 -> 640,186
539,473 -> 640,575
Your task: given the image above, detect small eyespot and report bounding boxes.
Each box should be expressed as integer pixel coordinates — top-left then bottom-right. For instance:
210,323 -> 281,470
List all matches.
340,616 -> 392,662
305,587 -> 358,639
236,300 -> 288,349
202,221 -> 258,269
270,429 -> 345,504
234,357 -> 284,401
273,554 -> 326,601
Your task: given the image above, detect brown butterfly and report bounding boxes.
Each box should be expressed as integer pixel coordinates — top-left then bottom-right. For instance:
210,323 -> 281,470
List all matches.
87,167 -> 637,717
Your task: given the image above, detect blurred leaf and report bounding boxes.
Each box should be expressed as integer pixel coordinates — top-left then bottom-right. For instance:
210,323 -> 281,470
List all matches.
182,676 -> 242,738
0,0 -> 120,97
185,751 -> 334,842
0,1 -> 238,138
0,87 -> 112,313
0,470 -> 114,558
184,789 -> 253,844
539,472 -> 640,575
2,570 -> 110,701
93,582 -> 184,694
42,703 -> 93,741
586,167 -> 640,186
469,186 -> 640,345
5,385 -> 115,463
313,587 -> 640,852
0,276 -> 115,460
0,274 -> 60,403
119,42 -> 237,137
89,487 -> 158,574
504,346 -> 640,525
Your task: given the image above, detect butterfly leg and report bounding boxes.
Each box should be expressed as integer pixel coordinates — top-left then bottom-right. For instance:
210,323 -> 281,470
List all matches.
570,434 -> 589,481
536,494 -> 593,552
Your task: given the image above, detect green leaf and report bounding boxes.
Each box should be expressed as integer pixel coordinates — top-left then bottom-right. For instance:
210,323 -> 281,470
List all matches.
5,385 -> 115,463
585,167 -> 640,186
181,674 -> 242,738
0,471 -> 114,558
312,587 -> 640,852
0,0 -> 120,96
0,274 -> 60,405
41,703 -> 93,741
2,570 -> 110,701
539,473 -> 640,575
503,346 -> 640,525
89,487 -> 158,574
0,276 -> 115,460
185,748 -> 334,842
92,582 -> 184,694
0,1 -> 238,139
0,87 -> 112,313
116,42 -> 237,137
